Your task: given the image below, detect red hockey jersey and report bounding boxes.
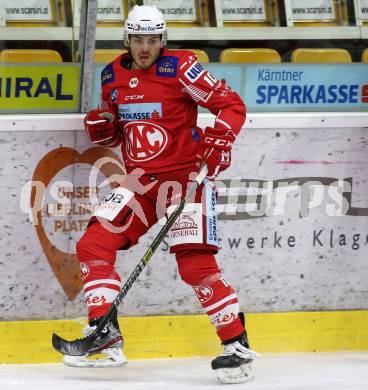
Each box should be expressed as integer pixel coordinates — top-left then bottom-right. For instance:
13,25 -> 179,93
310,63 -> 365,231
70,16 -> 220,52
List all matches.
99,48 -> 246,174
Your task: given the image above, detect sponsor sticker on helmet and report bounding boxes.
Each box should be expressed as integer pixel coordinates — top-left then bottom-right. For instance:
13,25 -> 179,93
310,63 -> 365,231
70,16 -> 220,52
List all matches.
133,24 -> 157,32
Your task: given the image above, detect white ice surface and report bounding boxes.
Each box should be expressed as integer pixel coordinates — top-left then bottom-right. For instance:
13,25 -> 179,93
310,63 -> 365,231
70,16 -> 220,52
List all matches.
0,353 -> 367,390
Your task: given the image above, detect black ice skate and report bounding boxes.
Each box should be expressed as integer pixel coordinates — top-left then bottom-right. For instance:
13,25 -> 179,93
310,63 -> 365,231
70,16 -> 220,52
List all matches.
211,313 -> 259,384
63,310 -> 127,368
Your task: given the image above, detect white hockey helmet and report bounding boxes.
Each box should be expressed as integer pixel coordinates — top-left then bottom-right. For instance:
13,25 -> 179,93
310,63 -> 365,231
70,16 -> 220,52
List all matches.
124,5 -> 167,47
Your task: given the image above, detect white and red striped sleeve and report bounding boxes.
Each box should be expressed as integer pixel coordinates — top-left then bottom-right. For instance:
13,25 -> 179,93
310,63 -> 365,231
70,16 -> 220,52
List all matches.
178,52 -> 246,136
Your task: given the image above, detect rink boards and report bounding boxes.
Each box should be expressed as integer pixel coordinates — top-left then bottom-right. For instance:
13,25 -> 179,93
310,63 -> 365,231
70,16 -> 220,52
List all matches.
0,112 -> 367,363
0,311 -> 368,364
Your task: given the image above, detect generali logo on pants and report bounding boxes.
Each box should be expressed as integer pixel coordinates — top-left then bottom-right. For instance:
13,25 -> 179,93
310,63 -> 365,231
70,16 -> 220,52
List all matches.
23,147 -> 125,301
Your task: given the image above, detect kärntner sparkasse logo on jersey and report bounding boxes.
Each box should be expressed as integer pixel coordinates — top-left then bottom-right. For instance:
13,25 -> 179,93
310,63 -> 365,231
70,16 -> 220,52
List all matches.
118,103 -> 162,120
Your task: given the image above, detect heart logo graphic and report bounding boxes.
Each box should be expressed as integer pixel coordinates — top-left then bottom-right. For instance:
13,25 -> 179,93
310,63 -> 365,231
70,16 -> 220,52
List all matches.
31,146 -> 125,300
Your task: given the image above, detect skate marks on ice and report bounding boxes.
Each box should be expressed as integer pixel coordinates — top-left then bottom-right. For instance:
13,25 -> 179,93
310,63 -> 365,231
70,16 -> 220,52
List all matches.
0,353 -> 367,390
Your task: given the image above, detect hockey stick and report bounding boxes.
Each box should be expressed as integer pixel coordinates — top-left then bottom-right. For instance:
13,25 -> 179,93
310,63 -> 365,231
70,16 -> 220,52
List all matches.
52,164 -> 208,357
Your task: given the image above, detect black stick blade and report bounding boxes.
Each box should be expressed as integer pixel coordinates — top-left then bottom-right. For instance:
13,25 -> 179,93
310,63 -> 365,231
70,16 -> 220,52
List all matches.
52,332 -> 95,356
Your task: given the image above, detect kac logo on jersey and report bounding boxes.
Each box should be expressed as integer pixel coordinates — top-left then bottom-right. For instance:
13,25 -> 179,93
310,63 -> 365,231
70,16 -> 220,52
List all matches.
184,62 -> 204,83
156,56 -> 178,78
80,263 -> 90,280
118,103 -> 162,121
194,286 -> 213,304
101,64 -> 115,85
124,121 -> 169,161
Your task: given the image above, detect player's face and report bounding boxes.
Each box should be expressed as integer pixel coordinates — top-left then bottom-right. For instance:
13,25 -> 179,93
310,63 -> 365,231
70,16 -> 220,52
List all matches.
130,34 -> 163,70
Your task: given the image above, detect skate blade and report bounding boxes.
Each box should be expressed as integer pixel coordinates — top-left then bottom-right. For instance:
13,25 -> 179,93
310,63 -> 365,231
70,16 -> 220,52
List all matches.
62,348 -> 128,368
215,364 -> 254,384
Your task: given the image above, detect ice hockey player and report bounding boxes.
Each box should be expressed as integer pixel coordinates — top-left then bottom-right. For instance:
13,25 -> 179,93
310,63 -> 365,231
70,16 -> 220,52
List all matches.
65,4 -> 258,384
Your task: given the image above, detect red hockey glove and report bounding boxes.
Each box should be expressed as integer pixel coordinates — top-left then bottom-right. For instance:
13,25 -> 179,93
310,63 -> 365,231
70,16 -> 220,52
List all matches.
84,109 -> 121,147
196,127 -> 236,179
